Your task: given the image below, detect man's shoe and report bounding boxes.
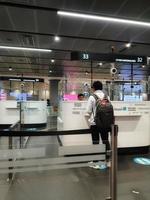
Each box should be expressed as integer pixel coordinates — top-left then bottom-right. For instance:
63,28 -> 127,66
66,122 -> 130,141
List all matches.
98,164 -> 107,170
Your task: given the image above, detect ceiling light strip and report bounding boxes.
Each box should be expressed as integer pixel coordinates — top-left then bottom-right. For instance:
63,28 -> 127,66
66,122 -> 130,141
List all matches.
58,11 -> 150,27
0,46 -> 52,52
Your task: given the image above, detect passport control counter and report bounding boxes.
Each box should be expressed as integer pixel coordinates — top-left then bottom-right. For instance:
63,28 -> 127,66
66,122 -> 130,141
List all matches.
0,100 -> 47,128
57,101 -> 150,151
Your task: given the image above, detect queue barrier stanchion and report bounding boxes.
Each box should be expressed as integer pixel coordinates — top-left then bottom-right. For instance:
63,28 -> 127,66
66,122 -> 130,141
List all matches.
106,124 -> 118,200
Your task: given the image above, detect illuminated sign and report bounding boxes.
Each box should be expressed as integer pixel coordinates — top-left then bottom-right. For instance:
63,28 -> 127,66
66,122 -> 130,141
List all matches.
71,52 -> 147,64
82,53 -> 89,60
0,77 -> 44,82
115,57 -> 143,63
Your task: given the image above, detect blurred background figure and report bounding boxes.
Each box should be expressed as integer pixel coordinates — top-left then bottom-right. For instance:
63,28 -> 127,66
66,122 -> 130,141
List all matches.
78,93 -> 85,101
47,99 -> 50,106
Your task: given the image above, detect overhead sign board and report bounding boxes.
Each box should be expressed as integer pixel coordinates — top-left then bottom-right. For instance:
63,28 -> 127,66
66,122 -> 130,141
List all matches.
71,52 -> 147,64
0,77 -> 44,82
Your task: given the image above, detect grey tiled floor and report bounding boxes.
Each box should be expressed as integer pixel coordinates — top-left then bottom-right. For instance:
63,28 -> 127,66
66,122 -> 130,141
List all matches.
0,135 -> 149,200
1,156 -> 150,200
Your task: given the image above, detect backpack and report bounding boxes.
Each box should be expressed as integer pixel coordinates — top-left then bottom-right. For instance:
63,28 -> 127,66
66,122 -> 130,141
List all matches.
92,94 -> 114,130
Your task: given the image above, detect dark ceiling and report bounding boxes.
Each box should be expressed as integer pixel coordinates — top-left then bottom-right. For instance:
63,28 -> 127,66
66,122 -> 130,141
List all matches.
0,0 -> 150,80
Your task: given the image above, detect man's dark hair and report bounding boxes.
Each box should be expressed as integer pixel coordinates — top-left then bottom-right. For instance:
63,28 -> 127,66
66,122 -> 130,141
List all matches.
92,81 -> 103,90
78,93 -> 84,98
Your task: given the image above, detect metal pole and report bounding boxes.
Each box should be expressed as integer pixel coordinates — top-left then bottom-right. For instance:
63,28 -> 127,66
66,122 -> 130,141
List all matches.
8,135 -> 13,181
111,124 -> 118,200
122,84 -> 125,101
9,80 -> 12,93
131,63 -> 133,92
18,121 -> 22,148
19,102 -> 23,148
106,124 -> 118,200
90,61 -> 93,86
33,81 -> 35,95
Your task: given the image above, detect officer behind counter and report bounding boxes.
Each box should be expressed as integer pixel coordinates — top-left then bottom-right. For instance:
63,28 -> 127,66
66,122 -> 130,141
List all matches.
77,93 -> 85,101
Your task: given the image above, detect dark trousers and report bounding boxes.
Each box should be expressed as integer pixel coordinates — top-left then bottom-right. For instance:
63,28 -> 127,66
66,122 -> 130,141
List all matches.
90,125 -> 111,158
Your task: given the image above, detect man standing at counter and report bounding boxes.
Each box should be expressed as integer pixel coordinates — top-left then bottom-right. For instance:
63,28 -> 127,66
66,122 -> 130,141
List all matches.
85,81 -> 113,168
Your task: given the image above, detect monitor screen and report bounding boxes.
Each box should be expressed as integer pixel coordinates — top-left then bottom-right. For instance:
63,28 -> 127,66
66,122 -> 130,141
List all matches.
10,91 -> 32,101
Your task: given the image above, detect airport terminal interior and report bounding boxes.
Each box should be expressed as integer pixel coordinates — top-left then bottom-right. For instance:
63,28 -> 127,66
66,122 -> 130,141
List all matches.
0,0 -> 150,200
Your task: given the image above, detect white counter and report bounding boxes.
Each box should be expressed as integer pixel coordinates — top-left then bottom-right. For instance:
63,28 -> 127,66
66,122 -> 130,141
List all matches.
21,101 -> 47,125
0,101 -> 19,125
57,101 -> 150,148
0,101 -> 47,127
112,101 -> 150,148
57,101 -> 91,146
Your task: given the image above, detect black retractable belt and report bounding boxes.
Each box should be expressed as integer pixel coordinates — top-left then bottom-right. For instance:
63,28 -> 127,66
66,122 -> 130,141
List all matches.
0,129 -> 91,137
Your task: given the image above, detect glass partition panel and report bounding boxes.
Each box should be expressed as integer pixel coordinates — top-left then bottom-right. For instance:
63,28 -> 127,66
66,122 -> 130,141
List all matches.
0,133 -> 149,200
0,135 -> 110,200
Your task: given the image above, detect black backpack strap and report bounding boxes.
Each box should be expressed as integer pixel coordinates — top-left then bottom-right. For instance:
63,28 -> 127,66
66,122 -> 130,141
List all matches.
104,93 -> 109,99
91,94 -> 100,118
92,93 -> 108,100
92,94 -> 99,101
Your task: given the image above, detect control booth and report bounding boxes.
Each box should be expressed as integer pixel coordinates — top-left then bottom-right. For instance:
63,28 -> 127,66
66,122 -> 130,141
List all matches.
58,101 -> 150,152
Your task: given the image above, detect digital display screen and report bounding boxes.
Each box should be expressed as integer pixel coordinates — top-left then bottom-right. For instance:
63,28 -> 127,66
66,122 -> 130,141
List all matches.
124,95 -> 142,102
10,92 -> 32,101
